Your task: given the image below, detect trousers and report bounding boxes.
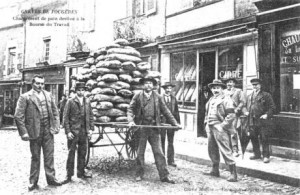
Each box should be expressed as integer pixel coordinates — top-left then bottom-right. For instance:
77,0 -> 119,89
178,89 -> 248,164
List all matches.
160,129 -> 175,164
207,124 -> 236,165
136,128 -> 169,180
66,130 -> 88,177
29,121 -> 56,184
250,125 -> 270,158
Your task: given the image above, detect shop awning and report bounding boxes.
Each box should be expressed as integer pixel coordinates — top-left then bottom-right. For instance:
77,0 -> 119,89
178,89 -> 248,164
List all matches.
0,82 -> 19,86
256,3 -> 300,25
159,31 -> 257,51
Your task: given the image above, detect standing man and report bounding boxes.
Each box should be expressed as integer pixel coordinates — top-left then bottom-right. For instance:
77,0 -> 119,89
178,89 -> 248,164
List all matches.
14,75 -> 62,191
58,94 -> 67,125
204,79 -> 237,182
224,78 -> 246,157
246,78 -> 275,163
62,82 -> 94,184
127,77 -> 180,184
160,82 -> 180,167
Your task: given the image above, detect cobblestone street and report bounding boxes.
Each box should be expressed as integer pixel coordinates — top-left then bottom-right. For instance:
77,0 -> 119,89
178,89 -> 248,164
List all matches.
0,129 -> 299,195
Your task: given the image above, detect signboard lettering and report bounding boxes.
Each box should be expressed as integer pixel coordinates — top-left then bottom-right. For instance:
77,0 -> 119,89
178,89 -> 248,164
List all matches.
280,33 -> 300,64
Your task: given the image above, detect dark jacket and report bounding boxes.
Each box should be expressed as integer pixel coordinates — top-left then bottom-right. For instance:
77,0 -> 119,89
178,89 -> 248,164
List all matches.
246,91 -> 276,119
161,94 -> 180,124
14,89 -> 60,139
58,99 -> 67,114
63,96 -> 94,135
127,91 -> 178,126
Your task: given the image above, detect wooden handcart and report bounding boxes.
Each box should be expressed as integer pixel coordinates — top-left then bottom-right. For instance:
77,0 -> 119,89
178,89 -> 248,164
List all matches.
86,122 -> 180,165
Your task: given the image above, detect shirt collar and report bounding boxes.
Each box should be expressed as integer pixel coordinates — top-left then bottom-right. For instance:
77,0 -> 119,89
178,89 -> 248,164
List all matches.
144,91 -> 152,99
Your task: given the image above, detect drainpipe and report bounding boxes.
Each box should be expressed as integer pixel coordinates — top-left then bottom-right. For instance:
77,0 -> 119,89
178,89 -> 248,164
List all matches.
163,0 -> 167,36
21,18 -> 27,94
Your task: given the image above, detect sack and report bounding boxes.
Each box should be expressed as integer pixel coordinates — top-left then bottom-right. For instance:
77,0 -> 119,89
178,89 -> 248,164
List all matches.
95,116 -> 111,123
100,74 -> 119,82
119,74 -> 132,83
117,89 -> 133,98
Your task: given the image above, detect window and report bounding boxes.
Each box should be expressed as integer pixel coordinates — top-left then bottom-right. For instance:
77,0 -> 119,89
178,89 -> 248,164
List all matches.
167,0 -> 193,15
4,91 -> 14,115
43,38 -> 51,62
279,28 -> 300,113
167,0 -> 222,15
7,47 -> 16,75
139,0 -> 157,15
218,45 -> 244,89
171,51 -> 197,110
145,0 -> 156,15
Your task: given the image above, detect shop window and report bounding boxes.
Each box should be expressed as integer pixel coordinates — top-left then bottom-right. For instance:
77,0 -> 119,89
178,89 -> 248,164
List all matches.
3,91 -> 14,119
7,47 -> 16,75
279,29 -> 300,113
43,38 -> 51,62
171,51 -> 197,110
218,45 -> 244,89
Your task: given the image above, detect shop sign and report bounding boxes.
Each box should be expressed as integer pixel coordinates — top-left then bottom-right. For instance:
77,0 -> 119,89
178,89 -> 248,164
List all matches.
219,69 -> 242,79
280,33 -> 300,64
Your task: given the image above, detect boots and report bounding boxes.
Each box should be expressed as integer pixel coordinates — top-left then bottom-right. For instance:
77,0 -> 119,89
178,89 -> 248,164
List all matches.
204,163 -> 220,177
227,164 -> 237,182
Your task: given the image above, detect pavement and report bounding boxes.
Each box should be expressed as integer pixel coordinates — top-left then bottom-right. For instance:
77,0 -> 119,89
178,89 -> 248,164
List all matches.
2,125 -> 300,187
173,130 -> 300,187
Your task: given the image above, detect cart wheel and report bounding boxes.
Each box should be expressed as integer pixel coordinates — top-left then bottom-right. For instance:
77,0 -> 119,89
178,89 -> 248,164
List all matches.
85,140 -> 91,167
125,129 -> 139,160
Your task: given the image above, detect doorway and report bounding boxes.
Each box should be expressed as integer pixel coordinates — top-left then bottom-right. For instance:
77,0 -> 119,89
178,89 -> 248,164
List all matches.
197,51 -> 216,137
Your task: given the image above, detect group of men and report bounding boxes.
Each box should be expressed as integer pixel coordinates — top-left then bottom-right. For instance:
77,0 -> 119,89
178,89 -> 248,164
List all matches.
204,77 -> 275,182
14,75 -> 94,191
14,73 -> 275,191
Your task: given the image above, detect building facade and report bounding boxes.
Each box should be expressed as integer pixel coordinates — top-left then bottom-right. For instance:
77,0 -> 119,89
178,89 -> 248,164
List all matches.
0,2 -> 24,126
114,0 -> 259,138
0,0 -> 125,127
255,0 -> 300,149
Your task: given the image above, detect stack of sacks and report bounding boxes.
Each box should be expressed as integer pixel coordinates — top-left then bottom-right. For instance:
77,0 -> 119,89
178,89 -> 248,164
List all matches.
71,38 -> 161,123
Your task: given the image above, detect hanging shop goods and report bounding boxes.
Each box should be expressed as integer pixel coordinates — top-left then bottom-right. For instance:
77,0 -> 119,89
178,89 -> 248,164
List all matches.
71,38 -> 161,123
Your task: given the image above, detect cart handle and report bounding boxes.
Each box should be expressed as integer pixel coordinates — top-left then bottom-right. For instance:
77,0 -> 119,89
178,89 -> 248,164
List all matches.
112,123 -> 181,130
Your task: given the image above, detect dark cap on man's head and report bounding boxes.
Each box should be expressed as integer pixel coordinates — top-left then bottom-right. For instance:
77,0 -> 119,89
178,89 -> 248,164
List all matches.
250,78 -> 262,85
161,81 -> 175,89
75,82 -> 86,90
208,79 -> 226,89
140,77 -> 157,86
225,78 -> 237,83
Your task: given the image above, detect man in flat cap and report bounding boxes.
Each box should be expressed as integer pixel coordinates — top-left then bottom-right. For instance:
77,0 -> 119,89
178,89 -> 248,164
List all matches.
160,82 -> 181,167
62,82 -> 94,184
245,78 -> 275,163
204,79 -> 237,182
224,78 -> 246,157
127,77 -> 180,184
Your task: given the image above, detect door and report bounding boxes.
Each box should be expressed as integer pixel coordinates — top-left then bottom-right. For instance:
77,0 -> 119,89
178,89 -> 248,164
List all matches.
197,52 -> 215,137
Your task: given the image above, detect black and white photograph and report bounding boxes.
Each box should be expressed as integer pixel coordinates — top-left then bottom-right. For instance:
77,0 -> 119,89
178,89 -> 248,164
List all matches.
0,0 -> 299,194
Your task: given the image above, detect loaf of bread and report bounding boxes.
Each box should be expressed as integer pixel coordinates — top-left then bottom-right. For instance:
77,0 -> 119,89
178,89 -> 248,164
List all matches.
185,83 -> 196,101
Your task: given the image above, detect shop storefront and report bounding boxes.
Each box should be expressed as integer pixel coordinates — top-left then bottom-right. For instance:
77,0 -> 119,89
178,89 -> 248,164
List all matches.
22,64 -> 65,105
158,17 -> 258,137
0,80 -> 21,127
256,3 -> 300,149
